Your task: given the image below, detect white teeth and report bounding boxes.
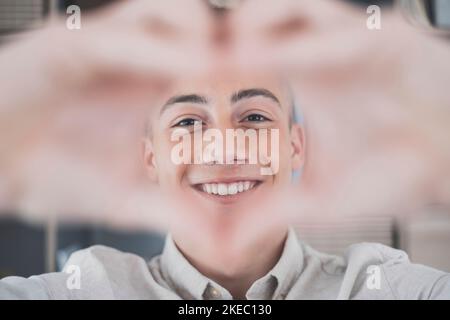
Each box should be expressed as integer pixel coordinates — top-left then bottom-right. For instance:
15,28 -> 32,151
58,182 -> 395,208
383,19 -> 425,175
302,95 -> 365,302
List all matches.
228,183 -> 238,195
218,183 -> 227,195
198,181 -> 258,196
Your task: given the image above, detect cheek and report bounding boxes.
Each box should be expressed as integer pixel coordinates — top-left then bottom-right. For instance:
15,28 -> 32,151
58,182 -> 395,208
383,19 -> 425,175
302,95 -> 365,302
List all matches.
153,137 -> 188,188
157,161 -> 187,189
273,132 -> 295,182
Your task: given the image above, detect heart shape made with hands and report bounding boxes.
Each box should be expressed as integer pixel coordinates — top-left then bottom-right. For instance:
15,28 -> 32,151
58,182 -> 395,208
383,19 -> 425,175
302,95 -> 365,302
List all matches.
2,0 -> 450,247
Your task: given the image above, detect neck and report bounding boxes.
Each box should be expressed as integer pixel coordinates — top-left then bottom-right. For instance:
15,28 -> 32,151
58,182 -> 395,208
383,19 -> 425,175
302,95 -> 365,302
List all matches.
173,227 -> 288,299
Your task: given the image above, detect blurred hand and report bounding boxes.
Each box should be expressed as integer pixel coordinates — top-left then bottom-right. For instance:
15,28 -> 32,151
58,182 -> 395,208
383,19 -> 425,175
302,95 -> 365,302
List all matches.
2,0 -> 450,232
230,0 -> 450,222
0,0 -> 214,229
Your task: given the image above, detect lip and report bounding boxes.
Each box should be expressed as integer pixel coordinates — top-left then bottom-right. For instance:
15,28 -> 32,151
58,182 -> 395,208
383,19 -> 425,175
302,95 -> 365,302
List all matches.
191,177 -> 262,184
190,179 -> 263,205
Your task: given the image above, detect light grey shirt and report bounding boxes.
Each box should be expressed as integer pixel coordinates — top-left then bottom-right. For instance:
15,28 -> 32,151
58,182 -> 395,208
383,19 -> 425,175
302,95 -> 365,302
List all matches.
0,228 -> 449,299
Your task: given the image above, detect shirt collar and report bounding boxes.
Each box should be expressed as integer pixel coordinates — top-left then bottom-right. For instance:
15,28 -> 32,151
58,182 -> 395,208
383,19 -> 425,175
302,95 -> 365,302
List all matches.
160,233 -> 211,300
266,227 -> 304,299
160,227 -> 303,300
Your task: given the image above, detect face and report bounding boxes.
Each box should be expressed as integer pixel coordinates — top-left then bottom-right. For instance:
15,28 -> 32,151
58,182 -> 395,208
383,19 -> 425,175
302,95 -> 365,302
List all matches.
143,72 -> 304,235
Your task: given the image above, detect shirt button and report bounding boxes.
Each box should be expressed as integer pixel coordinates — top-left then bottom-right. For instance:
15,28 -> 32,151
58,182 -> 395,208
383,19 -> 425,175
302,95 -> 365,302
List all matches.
210,288 -> 221,299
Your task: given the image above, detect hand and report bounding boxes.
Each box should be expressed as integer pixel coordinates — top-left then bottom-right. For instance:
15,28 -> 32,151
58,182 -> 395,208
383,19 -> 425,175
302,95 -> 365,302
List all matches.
230,0 -> 450,221
0,0 -> 214,230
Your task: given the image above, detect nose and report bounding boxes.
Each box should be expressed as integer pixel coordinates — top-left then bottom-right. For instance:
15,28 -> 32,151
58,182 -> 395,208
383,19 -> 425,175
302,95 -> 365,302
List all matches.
199,115 -> 249,165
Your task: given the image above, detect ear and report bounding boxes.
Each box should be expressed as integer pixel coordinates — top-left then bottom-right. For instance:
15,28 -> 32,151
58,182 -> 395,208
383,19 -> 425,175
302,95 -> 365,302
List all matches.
290,124 -> 305,171
142,137 -> 159,183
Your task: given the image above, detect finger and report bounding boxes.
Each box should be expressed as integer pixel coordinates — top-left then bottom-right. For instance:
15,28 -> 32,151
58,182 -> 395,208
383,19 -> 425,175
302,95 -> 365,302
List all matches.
43,24 -> 212,85
230,1 -> 409,76
11,144 -> 171,232
232,0 -> 357,35
98,0 -> 214,37
80,30 -> 213,79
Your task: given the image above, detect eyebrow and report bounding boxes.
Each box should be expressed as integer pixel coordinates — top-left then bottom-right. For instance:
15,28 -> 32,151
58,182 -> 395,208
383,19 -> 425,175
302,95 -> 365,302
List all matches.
230,88 -> 281,105
159,88 -> 281,116
160,94 -> 208,115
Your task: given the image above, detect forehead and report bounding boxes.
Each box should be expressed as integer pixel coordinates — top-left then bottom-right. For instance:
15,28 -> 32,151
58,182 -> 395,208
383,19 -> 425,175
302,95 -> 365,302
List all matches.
153,71 -> 291,113
174,72 -> 286,97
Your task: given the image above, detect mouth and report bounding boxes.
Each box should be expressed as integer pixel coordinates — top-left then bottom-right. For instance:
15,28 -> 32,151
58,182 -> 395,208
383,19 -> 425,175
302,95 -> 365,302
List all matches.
191,180 -> 263,204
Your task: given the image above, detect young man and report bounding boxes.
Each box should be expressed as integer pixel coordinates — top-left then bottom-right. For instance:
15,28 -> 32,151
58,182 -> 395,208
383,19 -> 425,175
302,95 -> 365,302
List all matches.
1,71 -> 449,300
1,0 -> 450,300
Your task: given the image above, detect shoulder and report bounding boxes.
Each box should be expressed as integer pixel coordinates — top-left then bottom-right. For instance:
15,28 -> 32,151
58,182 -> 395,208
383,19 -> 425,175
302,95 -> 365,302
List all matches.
300,241 -> 410,273
344,242 -> 408,267
343,242 -> 449,299
65,244 -> 147,270
298,241 -> 449,299
61,245 -> 160,298
0,245 -> 154,299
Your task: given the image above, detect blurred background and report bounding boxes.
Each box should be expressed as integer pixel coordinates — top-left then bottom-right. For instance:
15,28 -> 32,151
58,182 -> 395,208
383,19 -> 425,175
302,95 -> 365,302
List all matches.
0,0 -> 449,279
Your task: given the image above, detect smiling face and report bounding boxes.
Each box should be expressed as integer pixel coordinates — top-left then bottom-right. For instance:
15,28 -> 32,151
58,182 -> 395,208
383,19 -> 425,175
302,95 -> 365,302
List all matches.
143,72 -> 304,231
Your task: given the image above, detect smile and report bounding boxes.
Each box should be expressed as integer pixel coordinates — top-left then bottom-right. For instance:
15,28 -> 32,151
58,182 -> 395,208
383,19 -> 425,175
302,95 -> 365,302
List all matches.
199,181 -> 258,196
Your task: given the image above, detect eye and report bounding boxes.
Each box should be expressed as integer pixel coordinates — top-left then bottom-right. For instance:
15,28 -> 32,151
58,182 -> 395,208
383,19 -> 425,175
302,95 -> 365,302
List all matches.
172,118 -> 202,127
242,114 -> 271,122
